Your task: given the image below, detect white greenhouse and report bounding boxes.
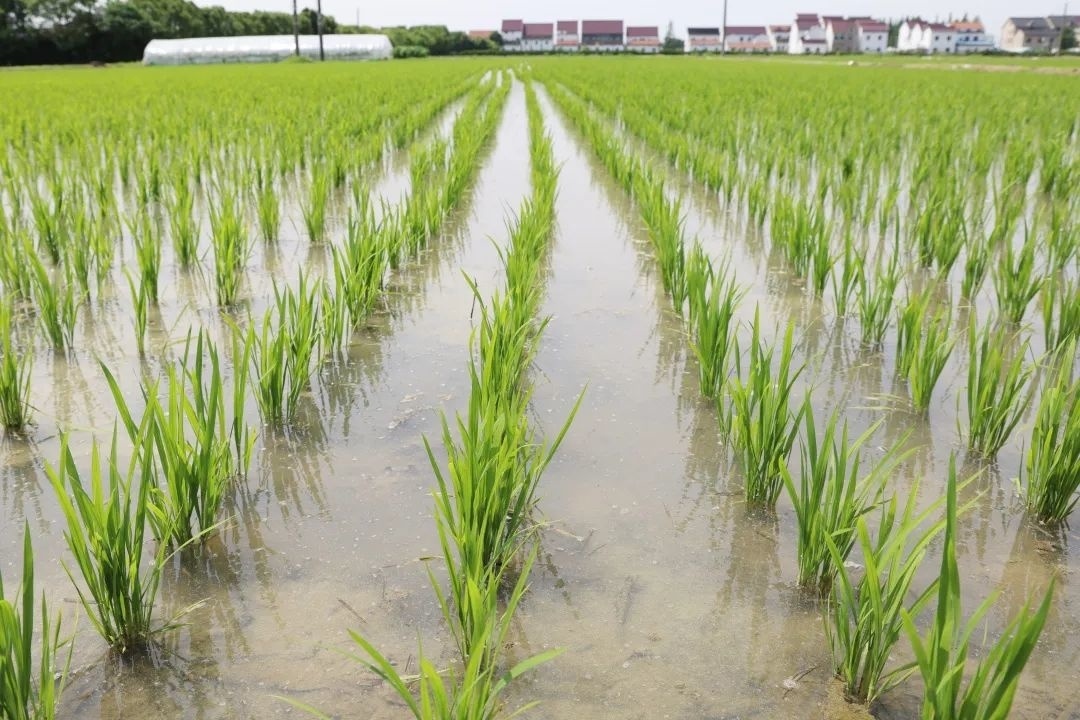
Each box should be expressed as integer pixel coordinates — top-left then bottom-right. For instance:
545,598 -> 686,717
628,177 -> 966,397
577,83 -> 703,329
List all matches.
142,34 -> 392,65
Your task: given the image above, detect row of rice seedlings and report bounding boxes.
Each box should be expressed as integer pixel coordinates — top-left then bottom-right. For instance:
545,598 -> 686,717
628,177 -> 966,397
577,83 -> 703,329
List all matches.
1022,340 -> 1080,523
965,321 -> 1034,457
729,314 -> 805,508
320,74 -> 569,716
781,413 -> 905,595
0,299 -> 33,432
0,525 -> 71,719
903,458 -> 1053,720
254,163 -> 280,243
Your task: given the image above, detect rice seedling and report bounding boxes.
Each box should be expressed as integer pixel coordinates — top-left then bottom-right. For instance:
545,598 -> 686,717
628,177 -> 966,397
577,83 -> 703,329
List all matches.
0,525 -> 71,720
686,247 -> 743,404
830,229 -> 861,317
47,431 -> 192,653
1041,275 -> 1080,354
27,248 -> 78,353
124,269 -> 150,358
965,320 -> 1034,457
249,273 -> 323,425
992,229 -> 1041,325
168,176 -> 200,267
255,165 -> 280,242
728,313 -> 805,508
895,288 -> 954,411
0,299 -> 33,432
857,254 -> 900,349
301,165 -> 332,243
903,457 -> 1053,720
330,210 -> 387,324
128,210 -> 162,304
825,481 -> 946,706
1021,341 -> 1080,524
209,188 -> 250,307
960,239 -> 991,301
781,410 -> 905,595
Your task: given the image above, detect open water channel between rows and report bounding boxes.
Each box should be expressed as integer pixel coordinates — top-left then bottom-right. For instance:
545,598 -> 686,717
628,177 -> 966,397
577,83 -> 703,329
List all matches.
1,77 -> 1077,719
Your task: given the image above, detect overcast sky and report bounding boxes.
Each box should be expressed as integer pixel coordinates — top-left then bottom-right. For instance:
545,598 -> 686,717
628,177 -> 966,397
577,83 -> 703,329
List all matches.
201,0 -> 1066,41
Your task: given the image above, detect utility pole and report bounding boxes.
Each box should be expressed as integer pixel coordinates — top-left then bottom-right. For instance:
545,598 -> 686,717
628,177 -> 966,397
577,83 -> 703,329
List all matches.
317,0 -> 325,60
721,0 -> 728,54
292,0 -> 300,56
1061,0 -> 1070,53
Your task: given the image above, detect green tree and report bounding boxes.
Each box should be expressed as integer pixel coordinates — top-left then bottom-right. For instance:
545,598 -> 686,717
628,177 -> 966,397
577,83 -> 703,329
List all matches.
1062,25 -> 1077,51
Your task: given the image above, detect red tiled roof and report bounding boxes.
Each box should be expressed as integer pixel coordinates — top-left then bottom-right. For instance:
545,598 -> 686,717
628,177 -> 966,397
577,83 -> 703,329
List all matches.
501,19 -> 523,32
626,25 -> 658,37
524,22 -> 553,38
582,19 -> 624,34
828,19 -> 855,30
769,24 -> 790,32
950,21 -> 984,31
557,20 -> 578,32
857,22 -> 888,31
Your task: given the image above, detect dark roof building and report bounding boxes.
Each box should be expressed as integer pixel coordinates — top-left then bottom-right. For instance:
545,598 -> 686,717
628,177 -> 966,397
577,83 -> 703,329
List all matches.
501,19 -> 524,33
523,22 -> 554,38
582,19 -> 624,46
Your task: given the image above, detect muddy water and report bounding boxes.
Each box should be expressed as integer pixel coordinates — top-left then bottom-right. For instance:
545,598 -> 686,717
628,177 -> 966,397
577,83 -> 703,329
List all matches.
2,70 -> 1079,720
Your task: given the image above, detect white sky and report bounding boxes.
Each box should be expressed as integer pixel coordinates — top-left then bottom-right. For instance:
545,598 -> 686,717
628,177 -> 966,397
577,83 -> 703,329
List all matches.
199,0 -> 1071,42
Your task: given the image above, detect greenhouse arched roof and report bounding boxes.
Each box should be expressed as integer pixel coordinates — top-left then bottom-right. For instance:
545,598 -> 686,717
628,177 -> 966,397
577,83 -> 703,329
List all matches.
143,34 -> 392,65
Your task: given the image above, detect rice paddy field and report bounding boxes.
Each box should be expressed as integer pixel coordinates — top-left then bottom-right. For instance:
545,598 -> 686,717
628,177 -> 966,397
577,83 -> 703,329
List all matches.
1,56 -> 1079,719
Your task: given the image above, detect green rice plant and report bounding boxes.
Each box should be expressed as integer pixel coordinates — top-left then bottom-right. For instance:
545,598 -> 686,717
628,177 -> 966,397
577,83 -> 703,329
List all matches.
227,325 -> 257,475
105,332 -> 239,546
825,482 -> 946,706
124,269 -> 149,358
47,431 -> 189,654
0,524 -> 71,720
965,320 -> 1034,457
168,177 -> 199,267
781,410 -> 904,595
249,273 -> 323,424
27,247 -> 78,353
900,301 -> 955,413
830,229 -> 862,317
285,549 -> 563,720
686,246 -> 743,404
1021,340 -> 1080,523
903,457 -> 1053,720
209,189 -> 250,307
728,313 -> 805,508
330,210 -> 387,324
301,165 -> 332,243
28,188 -> 64,266
255,165 -> 280,242
960,239 -> 991,301
857,254 -> 900,349
128,210 -> 162,304
992,230 -> 1041,325
1041,275 -> 1080,354
0,299 -> 33,432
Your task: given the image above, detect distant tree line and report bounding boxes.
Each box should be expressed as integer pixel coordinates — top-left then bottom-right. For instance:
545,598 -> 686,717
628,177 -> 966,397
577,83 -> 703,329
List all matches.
0,0 -> 495,66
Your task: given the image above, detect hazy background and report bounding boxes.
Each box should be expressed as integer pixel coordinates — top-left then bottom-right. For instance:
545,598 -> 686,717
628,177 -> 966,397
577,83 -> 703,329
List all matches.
190,0 -> 1070,43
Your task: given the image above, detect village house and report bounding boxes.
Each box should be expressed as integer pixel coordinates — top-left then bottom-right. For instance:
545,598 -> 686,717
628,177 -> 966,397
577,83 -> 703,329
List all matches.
855,19 -> 889,53
688,26 -> 722,52
582,19 -> 625,51
1001,15 -> 1079,51
626,26 -> 661,52
789,14 -> 828,54
500,19 -> 523,50
521,22 -> 554,52
767,24 -> 790,52
951,19 -> 994,53
556,20 -> 580,51
825,17 -> 858,52
725,26 -> 770,52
